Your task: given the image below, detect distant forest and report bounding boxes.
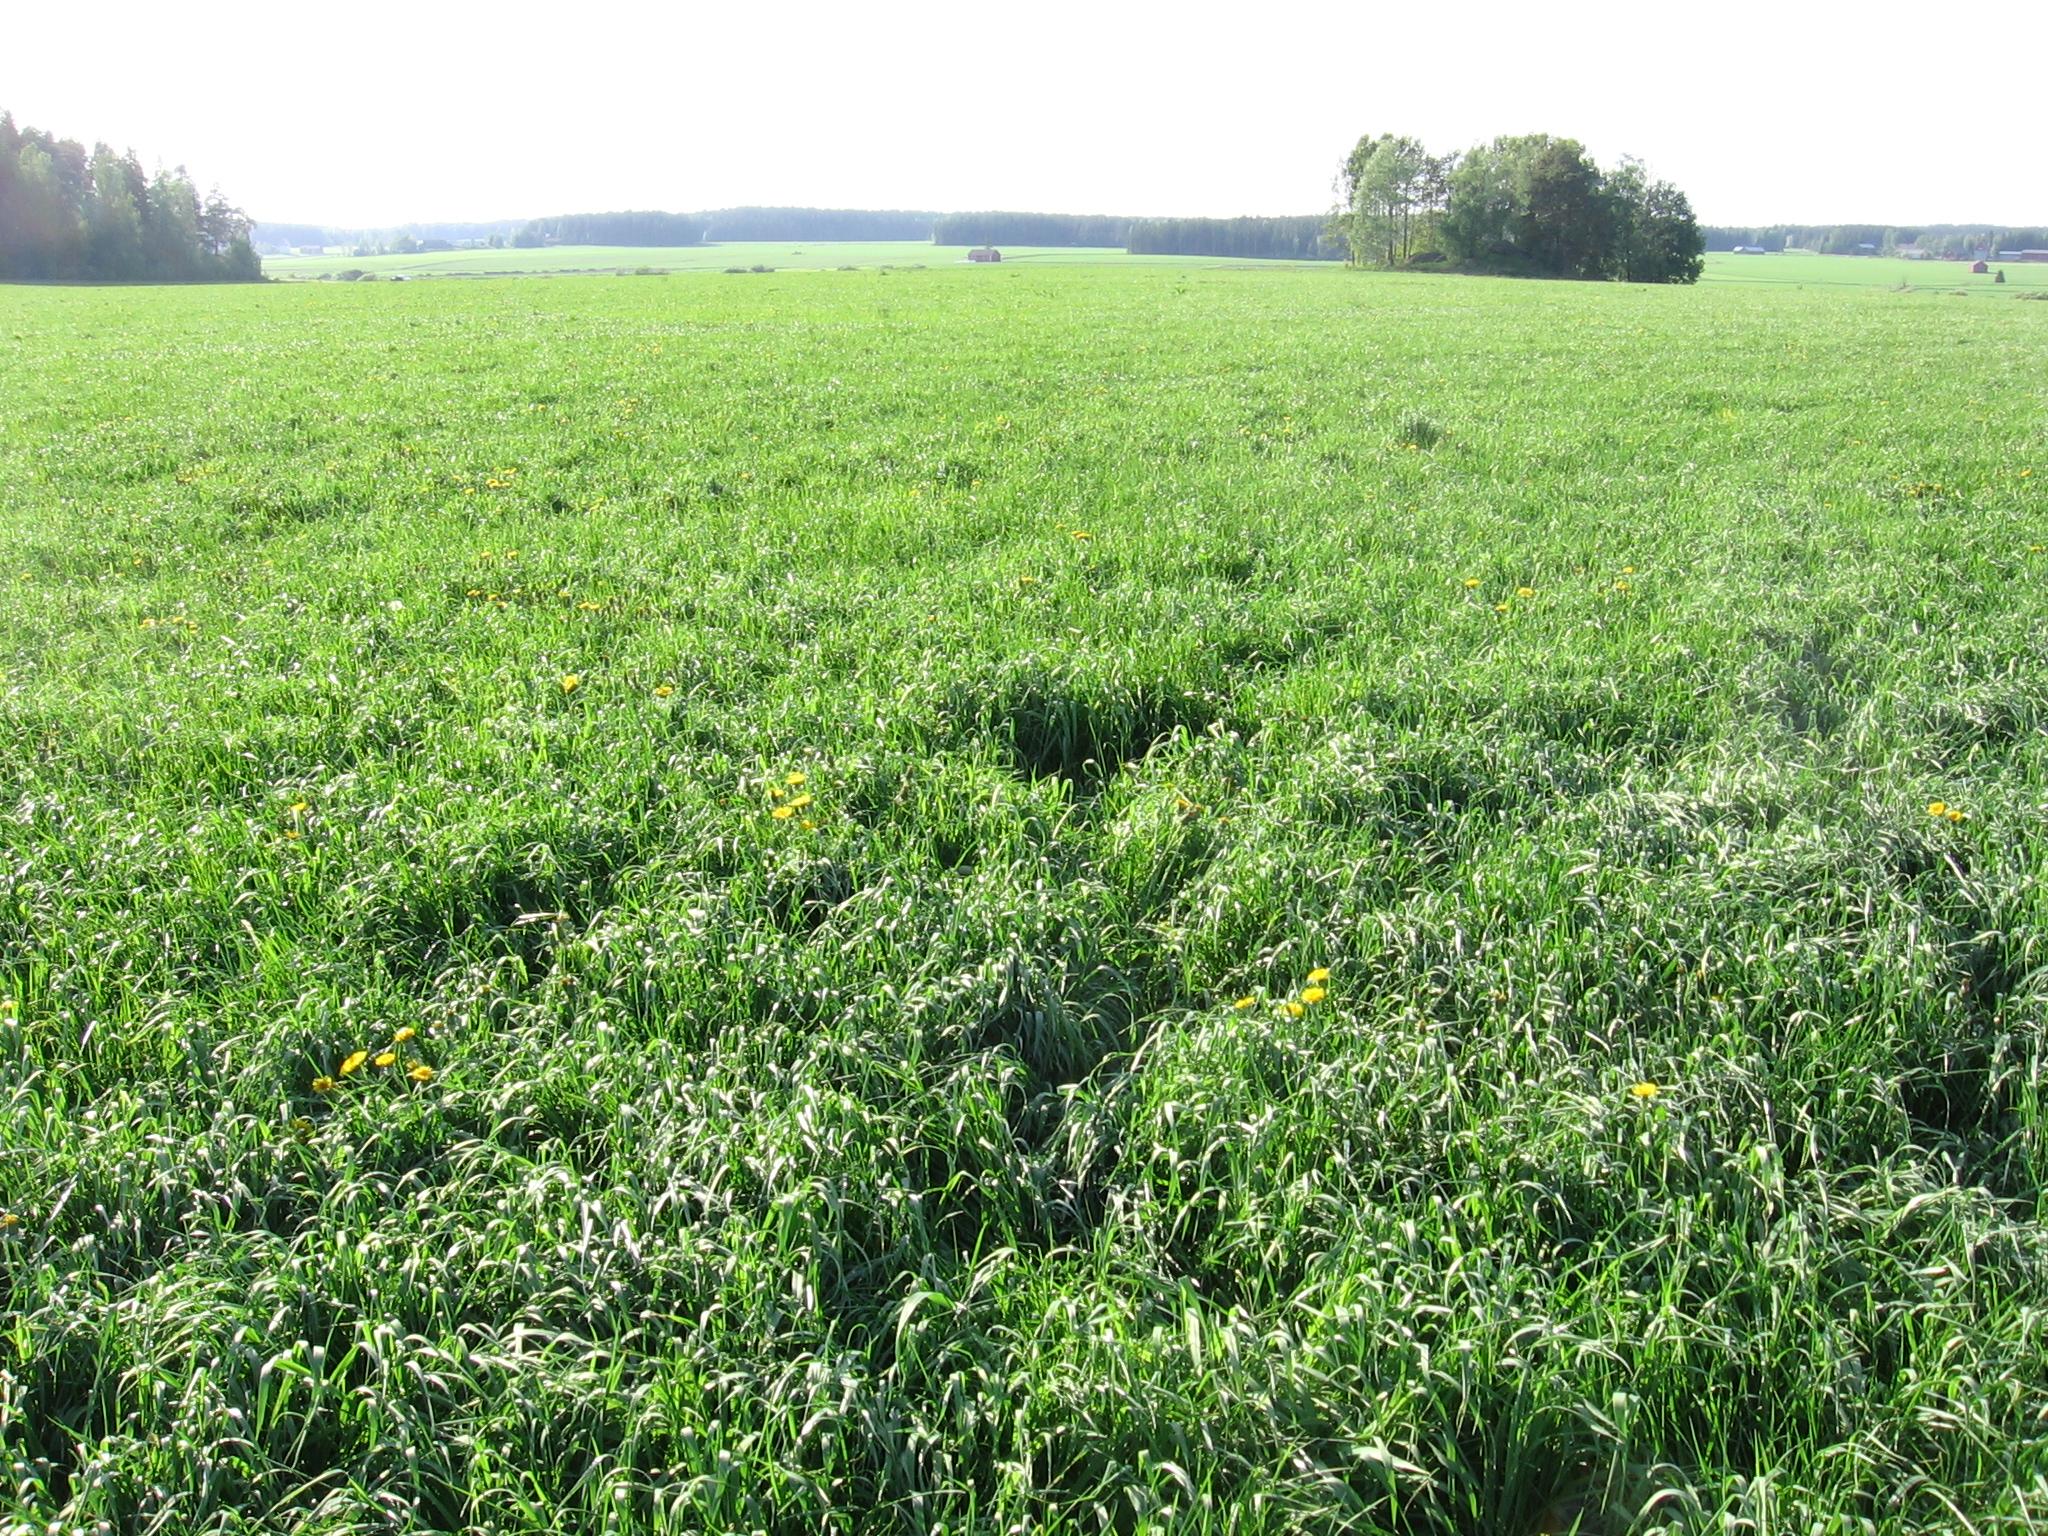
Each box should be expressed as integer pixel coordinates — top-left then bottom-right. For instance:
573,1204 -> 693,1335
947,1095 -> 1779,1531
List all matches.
1703,224 -> 2048,256
1129,216 -> 1341,260
0,113 -> 258,282
264,207 -> 1349,262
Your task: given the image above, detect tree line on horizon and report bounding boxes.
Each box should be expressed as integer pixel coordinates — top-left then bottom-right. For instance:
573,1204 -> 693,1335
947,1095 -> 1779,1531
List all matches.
0,113 -> 258,282
1701,223 -> 2048,257
486,208 -> 1345,261
1339,132 -> 1704,282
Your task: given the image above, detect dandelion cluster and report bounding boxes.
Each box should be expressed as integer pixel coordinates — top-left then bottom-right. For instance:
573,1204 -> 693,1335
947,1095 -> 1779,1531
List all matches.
765,770 -> 821,829
322,1027 -> 435,1095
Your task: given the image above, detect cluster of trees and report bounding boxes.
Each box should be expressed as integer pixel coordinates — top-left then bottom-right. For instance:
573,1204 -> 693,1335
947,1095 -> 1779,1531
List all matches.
0,113 -> 258,282
1338,132 -> 1703,283
1128,215 -> 1342,260
1703,224 -> 2048,257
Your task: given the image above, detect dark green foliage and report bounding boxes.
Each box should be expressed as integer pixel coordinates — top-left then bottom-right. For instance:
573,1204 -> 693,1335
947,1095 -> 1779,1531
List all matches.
1610,157 -> 1707,284
1350,130 -> 1703,284
0,111 -> 258,282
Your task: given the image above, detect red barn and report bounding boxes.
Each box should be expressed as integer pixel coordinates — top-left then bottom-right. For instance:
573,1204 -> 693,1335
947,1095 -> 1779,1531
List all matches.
1971,260 -> 1989,274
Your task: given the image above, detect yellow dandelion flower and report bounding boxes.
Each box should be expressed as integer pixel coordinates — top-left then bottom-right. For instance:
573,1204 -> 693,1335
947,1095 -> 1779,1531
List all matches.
1946,808 -> 1967,823
0,998 -> 16,1015
393,1027 -> 416,1044
140,617 -> 158,629
1071,530 -> 1093,541
289,800 -> 309,814
408,1064 -> 435,1083
0,1212 -> 18,1229
771,805 -> 796,820
373,1051 -> 397,1069
785,772 -> 807,788
1233,995 -> 1257,1010
1927,800 -> 1948,818
1307,968 -> 1330,984
340,1050 -> 369,1076
1622,565 -> 1637,575
282,829 -> 301,841
578,600 -> 602,611
1283,1001 -> 1306,1018
801,818 -> 818,830
1494,602 -> 1510,613
1300,986 -> 1328,1004
786,793 -> 814,811
1516,586 -> 1535,599
654,684 -> 675,698
560,674 -> 581,693
1613,579 -> 1631,592
1630,1080 -> 1660,1100
1462,577 -> 1481,589
311,1075 -> 335,1093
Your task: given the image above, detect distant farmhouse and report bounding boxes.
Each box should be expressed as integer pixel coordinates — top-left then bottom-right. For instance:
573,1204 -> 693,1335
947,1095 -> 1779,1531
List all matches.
968,247 -> 1002,263
1971,260 -> 1989,274
1730,245 -> 1768,255
1996,249 -> 2048,262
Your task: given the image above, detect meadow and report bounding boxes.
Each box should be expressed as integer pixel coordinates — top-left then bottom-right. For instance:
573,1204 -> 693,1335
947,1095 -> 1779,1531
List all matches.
1,261 -> 2045,1534
257,242 -> 1256,280
259,242 -> 2048,299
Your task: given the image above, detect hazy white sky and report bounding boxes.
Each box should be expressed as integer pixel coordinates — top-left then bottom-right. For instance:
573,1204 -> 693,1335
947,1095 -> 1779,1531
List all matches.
7,1 -> 2042,229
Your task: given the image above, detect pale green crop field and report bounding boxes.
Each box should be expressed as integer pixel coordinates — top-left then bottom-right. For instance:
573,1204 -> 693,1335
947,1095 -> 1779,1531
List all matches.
1703,249 -> 2048,295
2,262 -> 2046,1534
258,241 -> 1268,280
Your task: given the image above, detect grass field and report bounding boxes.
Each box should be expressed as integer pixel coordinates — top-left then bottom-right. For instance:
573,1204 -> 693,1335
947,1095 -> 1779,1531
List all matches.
260,241 -> 2048,298
258,242 -> 1265,280
2,262 -> 2046,1533
1700,250 -> 2048,296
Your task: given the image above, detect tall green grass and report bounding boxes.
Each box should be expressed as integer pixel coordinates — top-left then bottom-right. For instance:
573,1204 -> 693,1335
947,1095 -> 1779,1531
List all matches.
0,263 -> 2044,1533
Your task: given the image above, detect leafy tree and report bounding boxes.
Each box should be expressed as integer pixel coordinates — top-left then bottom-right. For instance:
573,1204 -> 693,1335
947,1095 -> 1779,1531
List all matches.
1608,158 -> 1703,284
1438,140 -> 1522,266
1348,136 -> 1448,267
